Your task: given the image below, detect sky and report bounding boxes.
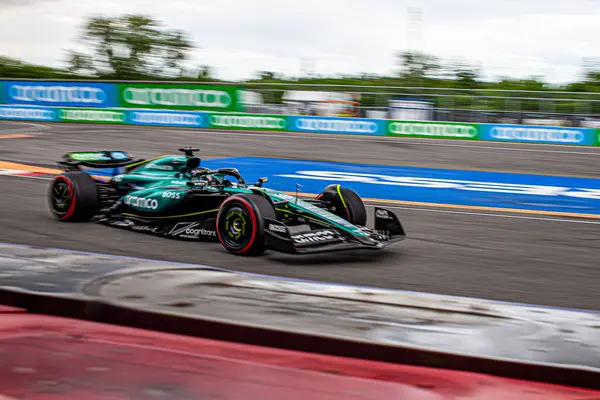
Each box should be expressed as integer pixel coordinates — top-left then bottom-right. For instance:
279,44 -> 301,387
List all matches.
1,0 -> 600,83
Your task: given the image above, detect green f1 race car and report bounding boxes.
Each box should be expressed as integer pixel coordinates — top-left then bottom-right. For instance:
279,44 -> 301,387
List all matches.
48,147 -> 406,256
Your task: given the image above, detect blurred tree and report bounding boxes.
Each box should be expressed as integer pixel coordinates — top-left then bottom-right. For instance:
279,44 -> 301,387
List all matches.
6,38 -> 600,117
197,65 -> 213,80
436,57 -> 480,90
585,71 -> 600,82
396,51 -> 441,83
67,14 -> 194,79
155,28 -> 193,77
66,52 -> 94,74
455,69 -> 478,88
0,56 -> 74,78
258,71 -> 277,80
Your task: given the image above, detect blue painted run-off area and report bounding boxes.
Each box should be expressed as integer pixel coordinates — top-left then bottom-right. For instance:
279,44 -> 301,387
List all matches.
93,157 -> 600,215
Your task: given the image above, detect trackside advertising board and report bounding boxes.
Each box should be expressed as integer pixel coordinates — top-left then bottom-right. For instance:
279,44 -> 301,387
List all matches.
0,105 -> 58,121
479,124 -> 596,146
1,94 -> 600,147
117,83 -> 240,112
58,108 -> 126,124
288,116 -> 387,135
388,120 -> 480,140
125,109 -> 209,128
208,113 -> 287,131
1,81 -> 118,108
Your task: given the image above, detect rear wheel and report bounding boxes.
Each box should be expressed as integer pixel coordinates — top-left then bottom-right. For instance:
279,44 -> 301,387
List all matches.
49,171 -> 99,222
316,184 -> 367,226
216,193 -> 276,256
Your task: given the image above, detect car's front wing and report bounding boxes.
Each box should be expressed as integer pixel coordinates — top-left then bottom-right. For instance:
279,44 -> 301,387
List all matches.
263,207 -> 407,254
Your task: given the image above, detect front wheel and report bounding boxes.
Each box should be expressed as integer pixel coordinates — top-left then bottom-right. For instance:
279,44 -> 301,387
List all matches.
216,193 -> 276,256
316,184 -> 367,226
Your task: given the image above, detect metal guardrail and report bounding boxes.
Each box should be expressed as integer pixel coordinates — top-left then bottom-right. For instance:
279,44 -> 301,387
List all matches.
3,78 -> 599,96
2,78 -> 600,125
0,78 -> 596,94
239,85 -> 600,126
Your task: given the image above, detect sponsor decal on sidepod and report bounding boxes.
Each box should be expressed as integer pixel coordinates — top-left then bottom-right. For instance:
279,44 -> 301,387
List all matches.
123,195 -> 158,210
184,227 -> 216,237
168,222 -> 216,239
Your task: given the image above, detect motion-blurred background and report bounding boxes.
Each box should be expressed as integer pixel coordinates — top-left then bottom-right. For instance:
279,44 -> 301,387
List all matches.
3,0 -> 600,126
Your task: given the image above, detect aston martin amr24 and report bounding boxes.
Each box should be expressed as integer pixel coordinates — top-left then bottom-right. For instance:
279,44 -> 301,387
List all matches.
48,147 -> 406,256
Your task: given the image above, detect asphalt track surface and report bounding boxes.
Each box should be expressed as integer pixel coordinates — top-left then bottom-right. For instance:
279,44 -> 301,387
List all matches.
1,122 -> 600,310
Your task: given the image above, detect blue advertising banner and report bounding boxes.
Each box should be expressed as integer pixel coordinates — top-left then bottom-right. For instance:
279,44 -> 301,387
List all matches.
479,123 -> 595,146
0,105 -> 58,122
0,81 -> 5,105
126,109 -> 209,128
1,81 -> 118,108
287,116 -> 387,135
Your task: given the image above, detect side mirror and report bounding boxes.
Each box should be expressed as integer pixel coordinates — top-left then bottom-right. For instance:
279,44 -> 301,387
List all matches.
255,177 -> 268,187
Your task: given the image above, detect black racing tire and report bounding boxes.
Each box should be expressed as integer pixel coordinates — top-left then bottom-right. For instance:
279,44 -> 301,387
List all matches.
216,193 -> 276,256
49,171 -> 99,222
316,184 -> 367,226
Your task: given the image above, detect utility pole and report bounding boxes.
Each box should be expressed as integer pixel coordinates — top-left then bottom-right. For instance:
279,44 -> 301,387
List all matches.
407,4 -> 423,53
406,2 -> 424,87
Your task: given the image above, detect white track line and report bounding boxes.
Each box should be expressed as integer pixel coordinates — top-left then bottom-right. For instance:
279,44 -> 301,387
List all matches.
0,122 -> 52,135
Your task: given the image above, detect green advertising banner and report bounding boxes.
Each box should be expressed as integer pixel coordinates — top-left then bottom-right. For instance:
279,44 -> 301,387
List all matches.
387,120 -> 480,140
117,83 -> 239,112
208,113 -> 287,131
58,108 -> 126,124
596,129 -> 600,146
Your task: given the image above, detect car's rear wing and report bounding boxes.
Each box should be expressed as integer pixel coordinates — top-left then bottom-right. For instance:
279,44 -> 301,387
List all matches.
58,151 -> 144,170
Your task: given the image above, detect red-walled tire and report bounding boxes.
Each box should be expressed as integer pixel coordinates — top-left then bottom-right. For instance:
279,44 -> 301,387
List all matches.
49,171 -> 99,222
216,193 -> 276,256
